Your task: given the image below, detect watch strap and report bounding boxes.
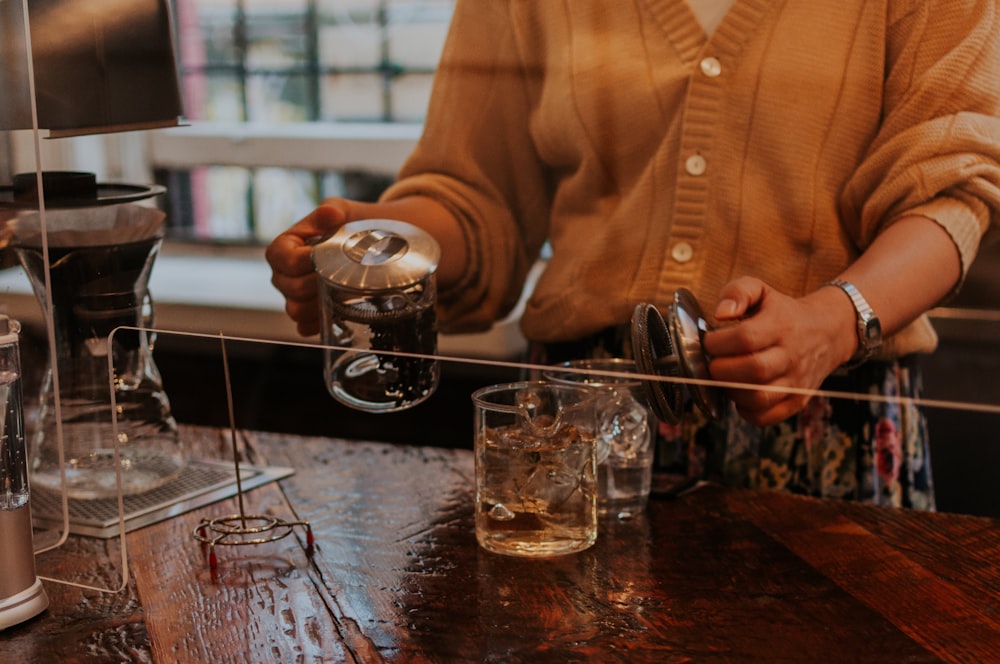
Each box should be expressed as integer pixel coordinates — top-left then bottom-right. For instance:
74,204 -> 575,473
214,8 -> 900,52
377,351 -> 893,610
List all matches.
823,279 -> 882,367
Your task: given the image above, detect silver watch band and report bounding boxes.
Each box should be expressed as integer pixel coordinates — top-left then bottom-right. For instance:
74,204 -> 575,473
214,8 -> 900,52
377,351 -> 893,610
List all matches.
823,279 -> 882,367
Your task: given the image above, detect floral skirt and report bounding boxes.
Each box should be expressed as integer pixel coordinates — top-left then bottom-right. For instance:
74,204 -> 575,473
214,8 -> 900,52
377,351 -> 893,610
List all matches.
536,326 -> 935,510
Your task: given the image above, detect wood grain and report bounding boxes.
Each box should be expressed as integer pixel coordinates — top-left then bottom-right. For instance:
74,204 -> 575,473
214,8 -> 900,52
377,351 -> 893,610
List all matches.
3,425 -> 998,663
738,491 -> 1000,663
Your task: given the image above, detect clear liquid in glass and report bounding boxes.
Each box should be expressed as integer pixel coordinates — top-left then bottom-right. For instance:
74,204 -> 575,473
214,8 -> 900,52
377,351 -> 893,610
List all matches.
593,389 -> 653,518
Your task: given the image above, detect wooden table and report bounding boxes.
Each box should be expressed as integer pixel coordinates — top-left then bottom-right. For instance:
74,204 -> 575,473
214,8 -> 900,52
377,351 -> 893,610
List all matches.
4,425 -> 999,662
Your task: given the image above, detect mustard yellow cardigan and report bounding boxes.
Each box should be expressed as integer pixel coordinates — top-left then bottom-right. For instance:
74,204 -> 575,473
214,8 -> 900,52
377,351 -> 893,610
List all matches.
382,0 -> 1000,357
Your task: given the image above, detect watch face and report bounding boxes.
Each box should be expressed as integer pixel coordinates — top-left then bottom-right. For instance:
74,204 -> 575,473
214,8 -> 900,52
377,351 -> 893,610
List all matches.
864,319 -> 882,346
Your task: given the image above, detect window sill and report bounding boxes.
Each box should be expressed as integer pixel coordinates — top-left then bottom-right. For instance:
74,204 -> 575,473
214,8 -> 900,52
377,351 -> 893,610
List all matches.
149,121 -> 423,173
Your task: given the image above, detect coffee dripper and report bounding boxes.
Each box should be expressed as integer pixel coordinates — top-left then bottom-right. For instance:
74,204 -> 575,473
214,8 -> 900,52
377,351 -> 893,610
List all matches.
312,219 -> 441,412
0,315 -> 49,630
3,171 -> 184,500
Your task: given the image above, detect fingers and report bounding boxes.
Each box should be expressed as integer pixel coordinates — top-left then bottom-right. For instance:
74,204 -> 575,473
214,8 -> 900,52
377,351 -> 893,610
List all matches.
705,308 -> 801,425
265,202 -> 349,338
287,298 -> 320,337
703,277 -> 804,425
266,233 -> 319,334
265,232 -> 313,279
703,305 -> 791,364
719,355 -> 807,426
270,269 -> 320,336
713,276 -> 767,322
730,387 -> 808,427
271,270 -> 318,305
709,344 -> 790,385
703,277 -> 775,357
265,205 -> 346,276
703,277 -> 834,425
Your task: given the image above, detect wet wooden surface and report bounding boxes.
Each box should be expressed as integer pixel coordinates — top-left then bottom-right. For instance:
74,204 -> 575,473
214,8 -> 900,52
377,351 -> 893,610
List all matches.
3,424 -> 1000,662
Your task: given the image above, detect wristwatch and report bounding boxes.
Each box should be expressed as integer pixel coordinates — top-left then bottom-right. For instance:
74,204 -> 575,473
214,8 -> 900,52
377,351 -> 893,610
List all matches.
823,279 -> 882,367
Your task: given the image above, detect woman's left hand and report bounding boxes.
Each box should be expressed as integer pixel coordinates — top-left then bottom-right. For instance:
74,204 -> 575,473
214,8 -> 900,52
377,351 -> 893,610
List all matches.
701,276 -> 857,426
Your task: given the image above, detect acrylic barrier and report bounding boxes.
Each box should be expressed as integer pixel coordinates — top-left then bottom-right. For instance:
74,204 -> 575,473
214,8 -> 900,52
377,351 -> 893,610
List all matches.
0,312 -> 992,602
1,0 -> 999,613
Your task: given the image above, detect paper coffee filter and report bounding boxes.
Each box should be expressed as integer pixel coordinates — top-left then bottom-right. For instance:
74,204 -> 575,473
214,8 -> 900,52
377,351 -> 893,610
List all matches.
6,204 -> 166,247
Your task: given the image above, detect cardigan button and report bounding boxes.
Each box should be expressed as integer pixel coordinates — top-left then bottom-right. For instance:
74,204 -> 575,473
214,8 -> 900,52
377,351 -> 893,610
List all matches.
671,242 -> 694,263
685,154 -> 707,176
699,57 -> 722,78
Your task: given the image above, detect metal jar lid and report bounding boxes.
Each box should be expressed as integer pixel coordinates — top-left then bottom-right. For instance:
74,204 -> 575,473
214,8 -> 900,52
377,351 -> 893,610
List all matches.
312,219 -> 441,292
630,289 -> 726,424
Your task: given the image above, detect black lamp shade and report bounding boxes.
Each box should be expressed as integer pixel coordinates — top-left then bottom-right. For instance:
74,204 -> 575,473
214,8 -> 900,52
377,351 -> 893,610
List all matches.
0,0 -> 184,135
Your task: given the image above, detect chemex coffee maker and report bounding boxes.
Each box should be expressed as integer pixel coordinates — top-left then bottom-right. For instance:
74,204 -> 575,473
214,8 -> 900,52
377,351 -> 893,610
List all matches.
0,0 -> 186,630
2,171 -> 185,500
0,0 -> 187,503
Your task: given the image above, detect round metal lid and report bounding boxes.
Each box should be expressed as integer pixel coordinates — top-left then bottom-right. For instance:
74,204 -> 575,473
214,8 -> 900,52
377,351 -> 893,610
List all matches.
630,302 -> 683,424
0,171 -> 164,209
668,289 -> 725,420
312,219 -> 440,292
630,289 -> 726,423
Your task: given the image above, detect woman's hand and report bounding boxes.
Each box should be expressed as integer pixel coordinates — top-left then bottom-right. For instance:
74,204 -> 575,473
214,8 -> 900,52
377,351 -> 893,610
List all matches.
265,200 -> 351,337
701,216 -> 964,426
701,277 -> 857,426
265,194 -> 468,337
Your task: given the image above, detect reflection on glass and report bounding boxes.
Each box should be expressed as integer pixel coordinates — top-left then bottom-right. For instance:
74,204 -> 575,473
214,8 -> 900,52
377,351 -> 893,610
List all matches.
205,166 -> 251,240
387,20 -> 449,68
204,74 -> 246,122
389,73 -> 436,124
179,0 -> 455,124
189,0 -> 240,67
246,8 -> 310,69
167,0 -> 457,242
318,23 -> 382,70
320,73 -> 385,121
246,73 -> 312,122
253,168 -> 319,242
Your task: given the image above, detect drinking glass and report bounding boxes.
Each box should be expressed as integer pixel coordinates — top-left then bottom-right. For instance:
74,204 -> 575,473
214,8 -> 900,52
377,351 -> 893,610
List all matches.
545,359 -> 654,519
472,381 -> 598,557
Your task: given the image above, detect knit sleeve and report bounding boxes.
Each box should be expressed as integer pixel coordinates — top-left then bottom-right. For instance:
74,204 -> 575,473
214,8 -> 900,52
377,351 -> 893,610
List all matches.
378,0 -> 552,333
839,0 -> 1000,279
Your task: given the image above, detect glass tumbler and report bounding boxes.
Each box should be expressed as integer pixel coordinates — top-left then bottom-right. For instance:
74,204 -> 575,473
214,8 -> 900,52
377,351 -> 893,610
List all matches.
545,359 -> 655,519
473,381 -> 598,557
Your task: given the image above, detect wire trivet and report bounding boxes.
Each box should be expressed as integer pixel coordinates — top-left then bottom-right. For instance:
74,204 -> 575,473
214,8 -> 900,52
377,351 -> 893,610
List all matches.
191,333 -> 314,571
193,513 -> 314,570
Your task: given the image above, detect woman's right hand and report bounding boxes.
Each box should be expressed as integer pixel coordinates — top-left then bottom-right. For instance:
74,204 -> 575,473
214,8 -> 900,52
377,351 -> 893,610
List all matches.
266,194 -> 467,336
265,199 -> 351,337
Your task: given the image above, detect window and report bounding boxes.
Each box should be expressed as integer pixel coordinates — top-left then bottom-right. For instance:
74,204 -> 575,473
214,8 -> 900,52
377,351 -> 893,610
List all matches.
157,0 -> 453,244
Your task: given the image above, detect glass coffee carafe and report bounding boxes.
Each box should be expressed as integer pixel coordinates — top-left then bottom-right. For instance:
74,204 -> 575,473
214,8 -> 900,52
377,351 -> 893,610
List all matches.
3,172 -> 184,500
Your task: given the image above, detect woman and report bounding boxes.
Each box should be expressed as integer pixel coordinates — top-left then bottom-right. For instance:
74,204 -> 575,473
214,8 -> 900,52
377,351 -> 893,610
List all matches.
267,1 -> 1000,508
